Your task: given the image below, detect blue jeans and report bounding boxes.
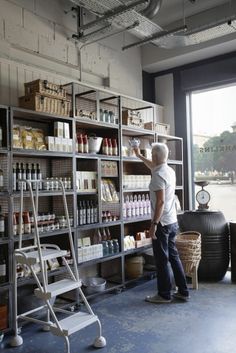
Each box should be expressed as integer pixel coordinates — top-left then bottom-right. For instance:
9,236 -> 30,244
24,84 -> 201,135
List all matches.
152,222 -> 189,300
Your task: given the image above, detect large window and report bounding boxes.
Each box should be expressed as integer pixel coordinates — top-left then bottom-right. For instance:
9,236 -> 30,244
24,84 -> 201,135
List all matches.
191,84 -> 236,221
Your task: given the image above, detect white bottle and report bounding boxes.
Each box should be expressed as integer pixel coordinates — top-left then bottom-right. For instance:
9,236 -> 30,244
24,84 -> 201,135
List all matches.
138,194 -> 143,217
130,195 -> 135,218
126,195 -> 131,218
122,197 -> 127,219
142,194 -> 147,215
134,194 -> 139,217
146,194 -> 151,214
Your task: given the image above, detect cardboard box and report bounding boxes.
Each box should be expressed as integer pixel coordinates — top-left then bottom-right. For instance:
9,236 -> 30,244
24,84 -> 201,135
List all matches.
54,121 -> 64,137
63,122 -> 70,138
55,137 -> 63,151
0,304 -> 8,330
45,136 -> 55,151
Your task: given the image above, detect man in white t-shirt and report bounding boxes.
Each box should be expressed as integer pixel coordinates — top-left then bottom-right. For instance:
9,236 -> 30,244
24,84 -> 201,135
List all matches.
134,142 -> 189,303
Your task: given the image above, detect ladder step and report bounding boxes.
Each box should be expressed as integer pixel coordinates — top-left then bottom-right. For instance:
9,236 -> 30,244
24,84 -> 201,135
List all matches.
16,248 -> 67,266
34,279 -> 81,300
50,312 -> 98,337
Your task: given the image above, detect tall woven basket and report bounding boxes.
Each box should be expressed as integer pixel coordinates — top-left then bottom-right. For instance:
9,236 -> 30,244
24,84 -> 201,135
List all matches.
176,231 -> 201,276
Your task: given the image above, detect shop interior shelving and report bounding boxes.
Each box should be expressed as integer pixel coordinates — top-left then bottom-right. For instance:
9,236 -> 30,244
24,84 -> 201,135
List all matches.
0,83 -> 184,333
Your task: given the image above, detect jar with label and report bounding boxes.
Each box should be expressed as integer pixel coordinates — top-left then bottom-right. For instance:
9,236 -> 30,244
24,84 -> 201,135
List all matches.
113,239 -> 119,253
99,109 -> 104,122
103,110 -> 109,123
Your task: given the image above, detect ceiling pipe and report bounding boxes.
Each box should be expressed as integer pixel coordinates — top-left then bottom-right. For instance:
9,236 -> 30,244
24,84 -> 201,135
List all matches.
122,24 -> 187,50
76,0 -> 148,33
141,0 -> 162,19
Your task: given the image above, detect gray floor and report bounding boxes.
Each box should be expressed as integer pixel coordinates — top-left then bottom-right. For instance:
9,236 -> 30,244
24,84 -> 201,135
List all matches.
2,273 -> 236,353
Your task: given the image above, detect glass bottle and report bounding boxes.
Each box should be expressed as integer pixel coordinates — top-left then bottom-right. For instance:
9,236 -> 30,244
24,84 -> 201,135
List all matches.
102,241 -> 109,256
109,111 -> 114,124
102,138 -> 108,155
31,163 -> 36,190
77,133 -> 83,153
126,195 -> 131,218
138,194 -> 143,217
112,139 -> 118,156
142,194 -> 147,215
122,197 -> 127,219
86,200 -> 91,224
0,164 -> 4,192
21,163 -> 26,191
146,194 -> 151,214
113,239 -> 119,253
83,135 -> 89,153
130,195 -> 135,218
107,240 -> 114,254
16,162 -> 22,191
134,194 -> 139,217
26,163 -> 31,190
108,138 -> 112,155
36,163 -> 42,190
12,164 -> 16,191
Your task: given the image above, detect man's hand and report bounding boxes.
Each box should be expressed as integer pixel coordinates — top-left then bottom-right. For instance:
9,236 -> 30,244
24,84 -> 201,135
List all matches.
149,223 -> 157,239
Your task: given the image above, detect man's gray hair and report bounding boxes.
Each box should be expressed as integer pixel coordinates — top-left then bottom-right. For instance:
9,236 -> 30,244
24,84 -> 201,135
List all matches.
152,142 -> 169,162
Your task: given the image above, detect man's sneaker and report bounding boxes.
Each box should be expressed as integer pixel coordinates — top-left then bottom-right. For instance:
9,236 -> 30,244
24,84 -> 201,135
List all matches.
173,292 -> 190,301
145,294 -> 172,304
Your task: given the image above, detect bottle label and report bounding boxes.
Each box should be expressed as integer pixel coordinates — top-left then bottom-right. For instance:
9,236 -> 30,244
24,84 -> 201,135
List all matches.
0,264 -> 6,276
0,220 -> 4,232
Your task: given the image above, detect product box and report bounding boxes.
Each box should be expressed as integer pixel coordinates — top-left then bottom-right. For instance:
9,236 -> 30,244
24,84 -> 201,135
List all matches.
82,237 -> 91,247
63,122 -> 70,138
61,138 -> 68,152
76,171 -> 97,192
78,247 -> 83,263
67,139 -> 73,152
45,136 -> 55,151
55,137 -> 63,152
54,121 -> 64,138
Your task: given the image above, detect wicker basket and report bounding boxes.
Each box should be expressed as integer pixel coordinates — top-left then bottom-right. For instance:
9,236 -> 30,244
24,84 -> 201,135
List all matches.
176,231 -> 201,275
19,94 -> 71,116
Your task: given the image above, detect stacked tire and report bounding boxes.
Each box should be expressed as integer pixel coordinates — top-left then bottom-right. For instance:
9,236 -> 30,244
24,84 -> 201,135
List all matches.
178,211 -> 229,281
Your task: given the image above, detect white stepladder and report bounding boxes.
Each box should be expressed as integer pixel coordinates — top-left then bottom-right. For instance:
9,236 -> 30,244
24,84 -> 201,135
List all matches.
10,179 -> 106,353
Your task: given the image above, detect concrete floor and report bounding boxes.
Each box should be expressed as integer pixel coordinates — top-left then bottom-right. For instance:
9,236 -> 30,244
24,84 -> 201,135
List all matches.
2,273 -> 236,353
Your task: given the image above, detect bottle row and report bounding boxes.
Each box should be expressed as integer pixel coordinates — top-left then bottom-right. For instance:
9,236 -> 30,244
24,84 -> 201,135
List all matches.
123,194 -> 151,219
12,162 -> 72,191
77,200 -> 98,225
76,133 -> 118,156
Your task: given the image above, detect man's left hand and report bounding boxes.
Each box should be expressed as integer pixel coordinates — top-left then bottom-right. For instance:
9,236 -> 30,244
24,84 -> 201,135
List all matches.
149,223 -> 157,239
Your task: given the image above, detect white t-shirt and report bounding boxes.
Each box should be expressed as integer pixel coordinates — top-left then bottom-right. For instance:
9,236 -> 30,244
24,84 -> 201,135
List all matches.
149,163 -> 177,226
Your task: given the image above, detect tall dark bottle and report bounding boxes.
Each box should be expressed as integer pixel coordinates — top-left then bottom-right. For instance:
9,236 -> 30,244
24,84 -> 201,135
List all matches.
21,163 -> 26,191
0,206 -> 5,238
12,164 -> 16,191
26,163 -> 31,190
16,162 -> 22,191
31,163 -> 36,190
36,163 -> 42,190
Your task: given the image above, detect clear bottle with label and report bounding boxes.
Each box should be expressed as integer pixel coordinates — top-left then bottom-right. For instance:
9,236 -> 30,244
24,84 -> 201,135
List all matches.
138,194 -> 143,217
146,194 -> 151,214
122,197 -> 127,219
31,163 -> 36,190
36,163 -> 42,190
0,164 -> 4,192
134,194 -> 139,217
21,163 -> 26,191
142,194 -> 147,215
126,195 -> 131,218
130,195 -> 135,218
16,162 -> 22,191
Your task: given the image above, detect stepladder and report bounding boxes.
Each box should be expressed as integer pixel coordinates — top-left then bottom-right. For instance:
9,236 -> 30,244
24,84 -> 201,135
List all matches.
10,179 -> 106,353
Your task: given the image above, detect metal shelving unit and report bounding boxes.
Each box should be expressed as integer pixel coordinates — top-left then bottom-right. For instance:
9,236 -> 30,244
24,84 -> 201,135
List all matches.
0,82 -> 183,333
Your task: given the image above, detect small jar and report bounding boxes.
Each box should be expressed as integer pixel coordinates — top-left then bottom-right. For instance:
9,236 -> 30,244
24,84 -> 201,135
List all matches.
109,111 -> 114,124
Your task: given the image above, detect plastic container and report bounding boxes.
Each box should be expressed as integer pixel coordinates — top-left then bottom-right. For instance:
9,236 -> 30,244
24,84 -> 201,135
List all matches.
88,136 -> 103,154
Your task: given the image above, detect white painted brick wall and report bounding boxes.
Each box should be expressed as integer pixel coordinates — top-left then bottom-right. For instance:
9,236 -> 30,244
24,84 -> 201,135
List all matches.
0,0 -> 143,100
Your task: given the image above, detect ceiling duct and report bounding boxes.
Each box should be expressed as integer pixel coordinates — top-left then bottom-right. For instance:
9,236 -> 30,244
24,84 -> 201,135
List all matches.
141,0 -> 162,19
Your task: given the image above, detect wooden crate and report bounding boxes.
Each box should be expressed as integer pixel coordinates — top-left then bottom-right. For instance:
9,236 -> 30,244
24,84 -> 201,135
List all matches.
0,304 -> 8,330
24,79 -> 67,100
19,94 -> 71,117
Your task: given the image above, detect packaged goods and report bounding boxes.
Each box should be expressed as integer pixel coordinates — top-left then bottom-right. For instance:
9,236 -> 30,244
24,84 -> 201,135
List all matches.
13,125 -> 23,149
32,128 -> 46,150
21,126 -> 34,149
